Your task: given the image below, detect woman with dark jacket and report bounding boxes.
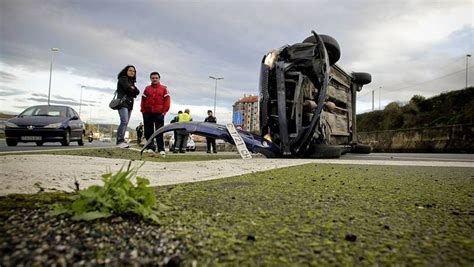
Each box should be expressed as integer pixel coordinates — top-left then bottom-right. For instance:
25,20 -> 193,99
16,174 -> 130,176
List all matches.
116,65 -> 140,148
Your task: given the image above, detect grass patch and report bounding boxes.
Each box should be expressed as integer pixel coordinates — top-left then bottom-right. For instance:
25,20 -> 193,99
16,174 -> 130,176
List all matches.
1,164 -> 473,265
11,146 -> 241,162
154,164 -> 474,265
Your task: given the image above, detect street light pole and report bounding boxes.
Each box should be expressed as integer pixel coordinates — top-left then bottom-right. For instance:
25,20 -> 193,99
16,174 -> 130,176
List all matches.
47,48 -> 59,105
209,76 -> 224,116
79,85 -> 85,117
379,86 -> 382,110
466,54 -> 471,89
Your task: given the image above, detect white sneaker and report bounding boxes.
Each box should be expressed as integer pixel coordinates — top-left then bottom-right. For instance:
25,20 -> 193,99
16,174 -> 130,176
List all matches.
117,142 -> 129,148
144,148 -> 156,154
159,151 -> 166,157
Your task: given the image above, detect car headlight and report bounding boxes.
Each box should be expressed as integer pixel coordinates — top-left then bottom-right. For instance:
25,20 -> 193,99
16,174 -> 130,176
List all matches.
44,122 -> 63,128
5,121 -> 19,128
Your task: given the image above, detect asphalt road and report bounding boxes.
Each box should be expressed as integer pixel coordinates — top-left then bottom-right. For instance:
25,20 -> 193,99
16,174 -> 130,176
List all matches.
0,137 -> 473,164
0,139 -> 116,152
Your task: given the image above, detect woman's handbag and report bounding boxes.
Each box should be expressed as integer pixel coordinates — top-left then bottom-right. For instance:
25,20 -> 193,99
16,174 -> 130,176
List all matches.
109,92 -> 124,110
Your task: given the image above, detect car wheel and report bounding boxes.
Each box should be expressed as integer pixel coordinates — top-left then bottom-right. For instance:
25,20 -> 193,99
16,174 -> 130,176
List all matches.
78,132 -> 85,146
36,141 -> 44,146
302,34 -> 341,66
305,144 -> 342,158
352,144 -> 372,154
6,139 -> 18,146
352,72 -> 372,85
61,130 -> 71,146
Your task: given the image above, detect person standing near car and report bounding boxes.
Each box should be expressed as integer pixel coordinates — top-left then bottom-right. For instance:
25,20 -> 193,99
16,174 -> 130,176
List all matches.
174,109 -> 192,153
135,122 -> 144,144
141,71 -> 170,156
170,110 -> 182,151
204,110 -> 217,153
116,65 -> 140,148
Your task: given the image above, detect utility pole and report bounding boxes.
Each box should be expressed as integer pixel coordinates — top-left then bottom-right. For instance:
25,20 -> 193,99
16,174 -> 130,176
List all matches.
466,54 -> 471,89
79,85 -> 85,117
372,90 -> 374,111
379,86 -> 382,110
209,76 -> 224,116
47,48 -> 59,105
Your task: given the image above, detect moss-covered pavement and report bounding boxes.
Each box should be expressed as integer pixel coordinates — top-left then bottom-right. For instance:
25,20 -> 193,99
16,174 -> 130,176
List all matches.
1,162 -> 473,265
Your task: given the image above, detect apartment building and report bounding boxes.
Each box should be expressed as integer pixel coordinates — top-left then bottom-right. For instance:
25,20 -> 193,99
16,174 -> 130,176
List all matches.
232,94 -> 259,133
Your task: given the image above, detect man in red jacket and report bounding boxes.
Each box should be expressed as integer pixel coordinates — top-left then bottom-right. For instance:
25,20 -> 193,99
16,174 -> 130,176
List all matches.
141,72 -> 170,155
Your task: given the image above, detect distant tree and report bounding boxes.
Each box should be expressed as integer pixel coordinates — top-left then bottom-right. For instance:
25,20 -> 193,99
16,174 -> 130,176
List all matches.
357,110 -> 384,132
409,95 -> 425,107
382,102 -> 403,130
356,87 -> 473,132
401,102 -> 420,128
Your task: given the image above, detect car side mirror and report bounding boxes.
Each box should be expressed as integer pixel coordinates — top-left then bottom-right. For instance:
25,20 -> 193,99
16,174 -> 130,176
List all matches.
71,116 -> 79,120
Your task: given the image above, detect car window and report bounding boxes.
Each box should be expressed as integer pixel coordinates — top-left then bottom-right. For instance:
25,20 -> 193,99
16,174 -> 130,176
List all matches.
19,106 -> 68,117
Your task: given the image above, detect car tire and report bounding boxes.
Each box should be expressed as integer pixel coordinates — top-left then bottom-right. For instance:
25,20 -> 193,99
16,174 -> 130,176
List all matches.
36,141 -> 44,146
352,72 -> 372,85
352,144 -> 372,154
303,34 -> 341,66
6,139 -> 18,146
78,132 -> 85,146
305,144 -> 342,158
61,130 -> 71,146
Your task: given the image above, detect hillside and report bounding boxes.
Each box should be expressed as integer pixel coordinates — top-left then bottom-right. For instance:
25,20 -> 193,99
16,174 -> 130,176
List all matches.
356,87 -> 474,132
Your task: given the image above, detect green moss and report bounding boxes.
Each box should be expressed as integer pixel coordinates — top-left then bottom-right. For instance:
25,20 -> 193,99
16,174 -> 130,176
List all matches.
154,164 -> 474,265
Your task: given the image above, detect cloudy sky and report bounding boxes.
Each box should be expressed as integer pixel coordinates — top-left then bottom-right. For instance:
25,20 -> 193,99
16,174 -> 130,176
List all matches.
0,0 -> 472,127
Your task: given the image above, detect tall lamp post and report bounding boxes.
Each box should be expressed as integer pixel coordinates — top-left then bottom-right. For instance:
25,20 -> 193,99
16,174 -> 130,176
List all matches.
466,54 -> 471,89
47,48 -> 60,105
79,85 -> 85,117
379,86 -> 382,110
209,76 -> 224,116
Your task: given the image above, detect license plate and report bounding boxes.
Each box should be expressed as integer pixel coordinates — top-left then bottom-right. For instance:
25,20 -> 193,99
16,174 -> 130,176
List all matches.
21,136 -> 42,141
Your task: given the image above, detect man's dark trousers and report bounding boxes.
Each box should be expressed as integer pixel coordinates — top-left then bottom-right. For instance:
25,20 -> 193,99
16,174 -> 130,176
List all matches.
206,137 -> 217,153
143,113 -> 164,151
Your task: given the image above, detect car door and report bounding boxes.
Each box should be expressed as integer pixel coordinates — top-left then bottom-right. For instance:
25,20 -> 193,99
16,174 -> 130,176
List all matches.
67,108 -> 82,138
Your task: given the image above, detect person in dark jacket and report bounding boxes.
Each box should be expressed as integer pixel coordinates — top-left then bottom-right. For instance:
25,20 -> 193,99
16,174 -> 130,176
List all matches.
170,110 -> 182,151
135,122 -> 144,144
116,65 -> 140,148
204,110 -> 217,153
140,71 -> 171,155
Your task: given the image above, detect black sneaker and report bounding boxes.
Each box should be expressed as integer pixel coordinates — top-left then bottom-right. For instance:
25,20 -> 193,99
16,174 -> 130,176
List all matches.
173,150 -> 178,154
207,151 -> 211,153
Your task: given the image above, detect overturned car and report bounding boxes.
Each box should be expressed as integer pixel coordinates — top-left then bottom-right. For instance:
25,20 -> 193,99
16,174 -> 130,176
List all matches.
143,30 -> 371,158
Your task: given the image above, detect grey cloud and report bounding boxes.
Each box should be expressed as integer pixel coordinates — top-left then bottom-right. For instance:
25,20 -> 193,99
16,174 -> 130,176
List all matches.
54,95 -> 77,102
1,0 -> 472,118
0,71 -> 17,82
0,87 -> 27,96
78,85 -> 115,94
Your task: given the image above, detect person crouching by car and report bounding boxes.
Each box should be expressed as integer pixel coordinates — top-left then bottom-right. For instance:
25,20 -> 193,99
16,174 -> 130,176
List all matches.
116,65 -> 140,148
174,109 -> 192,153
141,71 -> 170,156
204,110 -> 217,153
